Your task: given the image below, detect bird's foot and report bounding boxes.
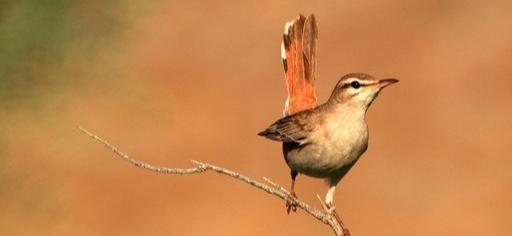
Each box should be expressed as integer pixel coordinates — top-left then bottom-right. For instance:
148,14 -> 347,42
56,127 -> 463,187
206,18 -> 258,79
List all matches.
285,192 -> 298,214
326,203 -> 351,236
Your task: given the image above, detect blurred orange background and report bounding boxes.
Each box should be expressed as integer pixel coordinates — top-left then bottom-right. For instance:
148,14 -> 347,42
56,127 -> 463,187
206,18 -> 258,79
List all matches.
1,1 -> 511,235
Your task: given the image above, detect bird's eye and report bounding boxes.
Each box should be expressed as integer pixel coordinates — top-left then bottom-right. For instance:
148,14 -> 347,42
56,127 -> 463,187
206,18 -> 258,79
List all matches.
351,81 -> 360,89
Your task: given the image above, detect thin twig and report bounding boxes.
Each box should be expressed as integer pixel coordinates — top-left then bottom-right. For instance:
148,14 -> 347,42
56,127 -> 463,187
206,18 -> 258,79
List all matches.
78,126 -> 344,236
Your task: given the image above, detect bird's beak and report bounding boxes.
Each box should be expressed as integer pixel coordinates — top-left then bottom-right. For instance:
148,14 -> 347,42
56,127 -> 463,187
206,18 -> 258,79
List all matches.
377,78 -> 399,88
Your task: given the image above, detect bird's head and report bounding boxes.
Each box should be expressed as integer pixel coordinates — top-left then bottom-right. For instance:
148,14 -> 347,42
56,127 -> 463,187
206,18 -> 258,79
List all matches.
328,73 -> 398,109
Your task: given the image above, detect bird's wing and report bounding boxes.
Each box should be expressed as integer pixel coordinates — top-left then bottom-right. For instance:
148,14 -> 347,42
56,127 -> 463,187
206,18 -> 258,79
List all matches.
258,111 -> 317,144
282,14 -> 318,116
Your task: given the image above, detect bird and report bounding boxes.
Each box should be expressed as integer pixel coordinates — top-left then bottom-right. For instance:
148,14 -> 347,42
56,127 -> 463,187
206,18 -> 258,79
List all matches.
258,15 -> 399,224
258,73 -> 398,214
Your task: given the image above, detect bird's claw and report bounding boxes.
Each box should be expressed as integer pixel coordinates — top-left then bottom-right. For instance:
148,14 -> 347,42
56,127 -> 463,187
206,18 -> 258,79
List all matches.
285,192 -> 298,214
326,205 -> 335,215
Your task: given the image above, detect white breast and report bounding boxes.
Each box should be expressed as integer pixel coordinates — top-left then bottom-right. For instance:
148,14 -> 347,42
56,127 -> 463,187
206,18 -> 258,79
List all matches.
286,107 -> 369,177
319,113 -> 368,167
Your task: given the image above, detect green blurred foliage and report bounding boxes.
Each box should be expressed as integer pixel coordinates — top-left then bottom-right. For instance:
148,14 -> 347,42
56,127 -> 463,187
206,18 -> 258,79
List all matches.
1,1 -> 70,101
0,0 -> 142,111
0,1 -> 148,233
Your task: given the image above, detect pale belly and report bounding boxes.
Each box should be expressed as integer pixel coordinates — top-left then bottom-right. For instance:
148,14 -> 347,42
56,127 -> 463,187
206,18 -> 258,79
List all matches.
283,122 -> 369,178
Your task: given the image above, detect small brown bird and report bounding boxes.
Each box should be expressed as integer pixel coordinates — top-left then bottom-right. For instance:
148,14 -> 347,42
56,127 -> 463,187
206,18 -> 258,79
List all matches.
258,14 -> 398,215
259,74 -> 397,212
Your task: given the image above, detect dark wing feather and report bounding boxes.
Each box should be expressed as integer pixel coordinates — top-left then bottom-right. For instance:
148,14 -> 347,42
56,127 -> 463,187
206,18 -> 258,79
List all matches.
258,110 -> 318,143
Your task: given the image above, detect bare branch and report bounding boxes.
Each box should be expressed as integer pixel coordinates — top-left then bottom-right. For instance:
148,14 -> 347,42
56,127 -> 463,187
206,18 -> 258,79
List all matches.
78,126 -> 344,236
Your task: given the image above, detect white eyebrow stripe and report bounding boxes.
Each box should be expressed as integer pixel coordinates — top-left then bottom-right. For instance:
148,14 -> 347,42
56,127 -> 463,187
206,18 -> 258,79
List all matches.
345,78 -> 375,87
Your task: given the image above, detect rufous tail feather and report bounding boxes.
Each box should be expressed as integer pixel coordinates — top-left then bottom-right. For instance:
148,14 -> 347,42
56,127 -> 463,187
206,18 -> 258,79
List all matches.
281,14 -> 318,116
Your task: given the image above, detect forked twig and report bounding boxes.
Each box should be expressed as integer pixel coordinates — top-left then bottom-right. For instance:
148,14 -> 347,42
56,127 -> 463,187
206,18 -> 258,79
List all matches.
79,126 -> 346,236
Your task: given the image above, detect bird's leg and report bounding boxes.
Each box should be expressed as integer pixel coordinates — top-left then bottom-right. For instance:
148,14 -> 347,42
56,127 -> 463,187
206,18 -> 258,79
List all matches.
286,170 -> 299,214
325,185 -> 351,236
324,184 -> 337,213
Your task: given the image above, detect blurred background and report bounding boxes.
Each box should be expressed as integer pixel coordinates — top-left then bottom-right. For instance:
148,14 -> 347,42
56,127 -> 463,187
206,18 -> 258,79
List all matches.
1,0 -> 511,235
